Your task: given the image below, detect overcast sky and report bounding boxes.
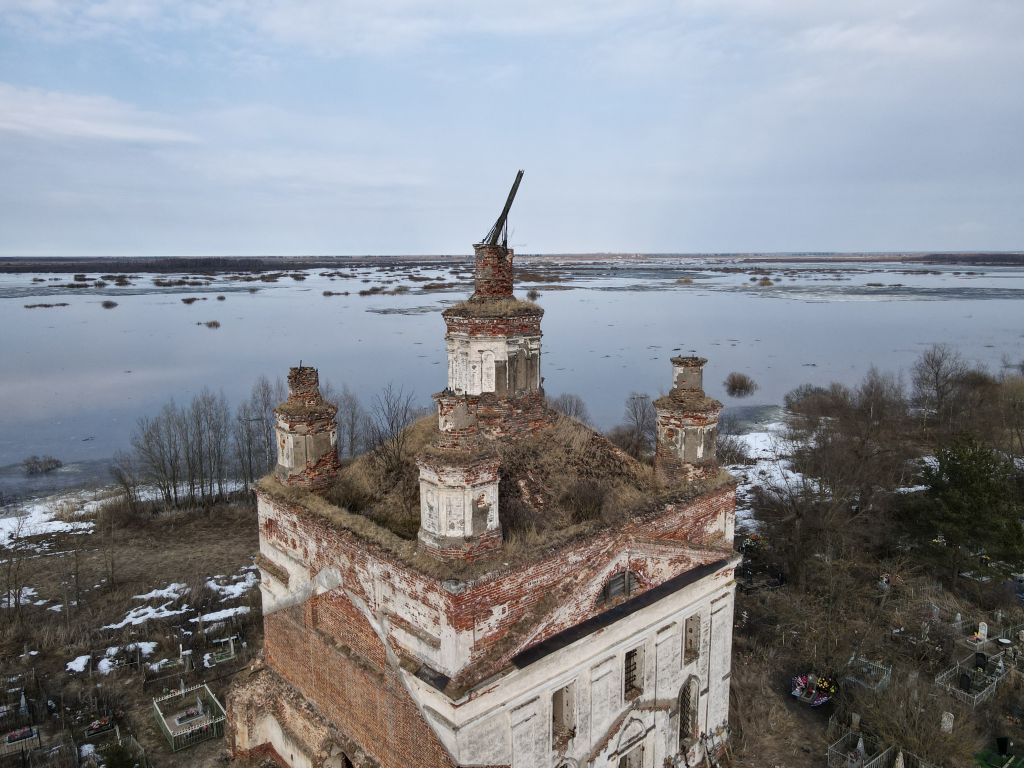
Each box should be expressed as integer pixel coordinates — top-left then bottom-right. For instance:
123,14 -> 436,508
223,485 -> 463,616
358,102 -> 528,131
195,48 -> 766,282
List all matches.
0,0 -> 1021,256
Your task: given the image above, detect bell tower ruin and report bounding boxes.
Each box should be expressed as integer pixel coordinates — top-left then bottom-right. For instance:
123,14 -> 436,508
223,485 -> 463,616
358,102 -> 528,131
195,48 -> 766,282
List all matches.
417,170 -> 548,561
654,355 -> 722,484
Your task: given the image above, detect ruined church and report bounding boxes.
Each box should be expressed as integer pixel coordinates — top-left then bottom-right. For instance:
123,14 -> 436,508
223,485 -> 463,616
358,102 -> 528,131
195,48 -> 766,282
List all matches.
227,178 -> 739,768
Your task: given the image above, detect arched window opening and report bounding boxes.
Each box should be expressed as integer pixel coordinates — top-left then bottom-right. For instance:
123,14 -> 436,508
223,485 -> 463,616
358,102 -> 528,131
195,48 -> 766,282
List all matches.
597,570 -> 639,605
679,677 -> 700,746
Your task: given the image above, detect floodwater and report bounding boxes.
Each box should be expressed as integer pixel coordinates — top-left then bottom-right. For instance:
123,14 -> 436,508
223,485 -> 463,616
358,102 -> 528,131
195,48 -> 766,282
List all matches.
2,257 -> 1023,498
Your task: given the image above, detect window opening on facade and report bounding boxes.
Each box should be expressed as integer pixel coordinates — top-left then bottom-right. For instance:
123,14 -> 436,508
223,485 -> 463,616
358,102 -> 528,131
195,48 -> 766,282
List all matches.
551,681 -> 577,751
624,646 -> 644,700
679,676 -> 699,745
684,614 -> 700,664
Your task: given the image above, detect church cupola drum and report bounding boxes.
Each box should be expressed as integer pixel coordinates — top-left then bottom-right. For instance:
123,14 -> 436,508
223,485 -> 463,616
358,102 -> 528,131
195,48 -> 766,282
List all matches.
440,171 -> 548,437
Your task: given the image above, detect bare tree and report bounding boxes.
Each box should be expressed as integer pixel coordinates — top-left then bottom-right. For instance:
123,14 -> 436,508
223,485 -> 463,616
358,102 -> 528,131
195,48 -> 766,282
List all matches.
367,384 -> 419,478
911,343 -> 966,428
548,392 -> 592,425
132,401 -> 182,506
131,390 -> 232,508
321,381 -> 370,459
339,386 -> 370,459
609,392 -> 657,459
1,515 -> 28,623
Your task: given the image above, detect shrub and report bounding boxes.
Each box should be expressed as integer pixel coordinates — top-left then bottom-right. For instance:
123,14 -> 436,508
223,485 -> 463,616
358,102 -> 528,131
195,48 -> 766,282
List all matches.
526,288 -> 541,301
499,491 -> 538,539
724,372 -> 759,398
203,320 -> 221,329
324,476 -> 373,513
101,300 -> 118,309
716,433 -> 751,465
559,480 -> 609,523
23,455 -> 62,475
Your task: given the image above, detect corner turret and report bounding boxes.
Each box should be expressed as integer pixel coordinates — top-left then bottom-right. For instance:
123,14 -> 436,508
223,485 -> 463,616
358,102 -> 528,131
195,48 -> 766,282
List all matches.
654,355 -> 722,484
273,366 -> 340,489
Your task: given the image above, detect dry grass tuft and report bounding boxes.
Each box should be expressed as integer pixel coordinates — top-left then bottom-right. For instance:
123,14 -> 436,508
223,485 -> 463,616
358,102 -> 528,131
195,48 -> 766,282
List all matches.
443,297 -> 542,318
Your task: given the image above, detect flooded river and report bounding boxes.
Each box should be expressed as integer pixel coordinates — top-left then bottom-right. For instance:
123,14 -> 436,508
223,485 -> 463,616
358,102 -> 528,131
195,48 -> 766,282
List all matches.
2,256 -> 1022,497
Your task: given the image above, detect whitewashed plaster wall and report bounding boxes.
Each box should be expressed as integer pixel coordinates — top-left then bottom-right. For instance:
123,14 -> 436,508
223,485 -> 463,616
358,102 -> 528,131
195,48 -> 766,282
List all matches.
409,569 -> 737,768
446,335 -> 541,395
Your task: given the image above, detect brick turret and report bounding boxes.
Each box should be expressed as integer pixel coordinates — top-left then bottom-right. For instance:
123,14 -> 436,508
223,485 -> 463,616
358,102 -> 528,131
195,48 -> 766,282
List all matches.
437,241 -> 549,439
654,356 -> 722,485
417,394 -> 501,561
273,366 -> 340,489
472,242 -> 515,299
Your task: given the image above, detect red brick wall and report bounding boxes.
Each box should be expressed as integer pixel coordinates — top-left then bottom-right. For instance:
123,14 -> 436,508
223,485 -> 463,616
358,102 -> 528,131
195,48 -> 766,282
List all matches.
442,313 -> 542,338
472,244 -> 514,298
263,595 -> 457,768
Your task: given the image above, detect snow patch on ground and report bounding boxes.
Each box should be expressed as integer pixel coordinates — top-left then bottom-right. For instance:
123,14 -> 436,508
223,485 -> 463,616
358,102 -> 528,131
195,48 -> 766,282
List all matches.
135,583 -> 189,601
191,605 -> 250,623
206,566 -> 258,601
1,586 -> 38,608
0,489 -> 102,546
126,641 -> 158,657
66,655 -> 91,673
104,601 -> 190,629
725,422 -> 804,532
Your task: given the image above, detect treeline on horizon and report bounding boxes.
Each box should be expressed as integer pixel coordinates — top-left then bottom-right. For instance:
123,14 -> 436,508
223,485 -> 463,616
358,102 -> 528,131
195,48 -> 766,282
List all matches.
0,255 -> 465,274
2,252 -> 1022,275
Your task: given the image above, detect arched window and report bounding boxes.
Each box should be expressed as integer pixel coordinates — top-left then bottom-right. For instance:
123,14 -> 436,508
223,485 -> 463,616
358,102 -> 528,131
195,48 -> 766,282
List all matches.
597,570 -> 639,605
679,676 -> 700,746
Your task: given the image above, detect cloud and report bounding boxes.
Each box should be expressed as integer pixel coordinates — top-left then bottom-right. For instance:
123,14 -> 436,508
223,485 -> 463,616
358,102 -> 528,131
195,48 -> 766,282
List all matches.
0,82 -> 197,143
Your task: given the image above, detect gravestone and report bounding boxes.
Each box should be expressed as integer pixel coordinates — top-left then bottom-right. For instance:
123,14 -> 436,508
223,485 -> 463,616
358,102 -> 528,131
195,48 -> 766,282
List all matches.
954,612 -> 962,625
894,751 -> 905,768
975,652 -> 988,669
958,672 -> 973,693
850,712 -> 861,732
979,622 -> 989,641
941,712 -> 954,733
